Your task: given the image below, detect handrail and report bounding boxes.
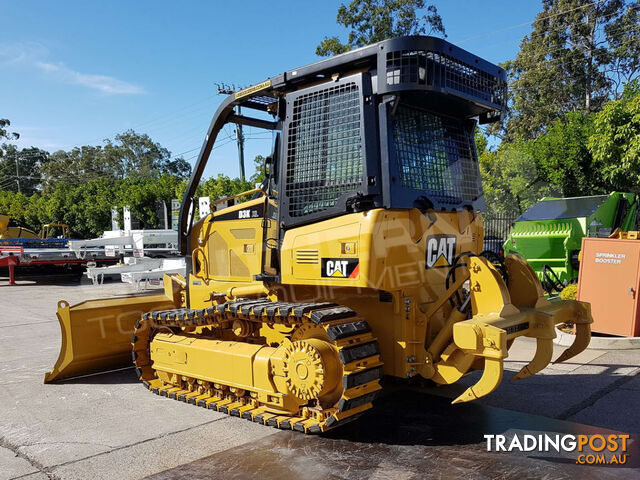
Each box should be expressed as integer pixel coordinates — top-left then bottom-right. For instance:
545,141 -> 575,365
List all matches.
211,188 -> 267,207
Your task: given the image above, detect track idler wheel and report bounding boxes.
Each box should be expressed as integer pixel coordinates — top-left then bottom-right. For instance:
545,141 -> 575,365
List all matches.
282,339 -> 340,401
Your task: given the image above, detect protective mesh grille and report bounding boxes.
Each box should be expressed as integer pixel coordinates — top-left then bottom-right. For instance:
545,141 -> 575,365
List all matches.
248,94 -> 278,105
386,50 -> 506,108
285,82 -> 363,217
391,105 -> 481,205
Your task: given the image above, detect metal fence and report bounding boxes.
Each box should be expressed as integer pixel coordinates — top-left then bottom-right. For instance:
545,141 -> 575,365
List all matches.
483,213 -> 518,254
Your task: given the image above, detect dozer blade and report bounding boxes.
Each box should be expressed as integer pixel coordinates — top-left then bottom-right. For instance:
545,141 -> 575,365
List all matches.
44,293 -> 176,383
444,254 -> 593,404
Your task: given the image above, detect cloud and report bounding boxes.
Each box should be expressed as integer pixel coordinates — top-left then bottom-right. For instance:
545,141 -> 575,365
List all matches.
35,61 -> 145,95
0,42 -> 144,95
0,42 -> 48,65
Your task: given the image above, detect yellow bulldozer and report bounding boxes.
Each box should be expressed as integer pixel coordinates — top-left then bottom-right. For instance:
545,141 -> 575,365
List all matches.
44,36 -> 593,433
0,215 -> 39,239
0,214 -> 70,240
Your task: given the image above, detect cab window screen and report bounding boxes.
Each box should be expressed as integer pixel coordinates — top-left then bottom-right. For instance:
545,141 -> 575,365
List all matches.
391,105 -> 481,205
286,82 -> 363,217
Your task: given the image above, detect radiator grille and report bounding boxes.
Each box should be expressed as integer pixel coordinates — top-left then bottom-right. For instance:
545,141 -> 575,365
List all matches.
391,105 -> 481,205
295,249 -> 319,264
285,82 -> 363,218
386,50 -> 506,108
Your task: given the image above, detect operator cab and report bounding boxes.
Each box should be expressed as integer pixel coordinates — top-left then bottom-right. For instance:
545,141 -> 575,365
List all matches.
181,36 -> 507,282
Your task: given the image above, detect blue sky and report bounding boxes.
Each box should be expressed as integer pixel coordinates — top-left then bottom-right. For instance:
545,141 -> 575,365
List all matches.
0,1 -> 542,180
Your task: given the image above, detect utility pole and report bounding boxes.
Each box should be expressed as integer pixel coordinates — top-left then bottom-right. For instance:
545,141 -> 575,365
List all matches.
216,83 -> 246,182
236,105 -> 245,182
15,154 -> 20,193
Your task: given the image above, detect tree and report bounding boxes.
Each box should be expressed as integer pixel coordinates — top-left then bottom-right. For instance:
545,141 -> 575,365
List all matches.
103,130 -> 191,179
197,174 -> 252,201
503,0 -> 640,140
479,139 -> 559,217
316,0 -> 445,57
606,4 -> 640,94
482,109 -> 610,215
0,144 -> 49,195
116,174 -> 186,231
0,119 -> 19,141
250,155 -> 267,184
588,80 -> 640,192
525,110 -> 602,197
41,145 -> 113,190
41,130 -> 192,190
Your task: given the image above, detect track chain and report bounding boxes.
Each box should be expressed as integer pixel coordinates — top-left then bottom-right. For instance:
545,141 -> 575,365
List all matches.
132,298 -> 383,433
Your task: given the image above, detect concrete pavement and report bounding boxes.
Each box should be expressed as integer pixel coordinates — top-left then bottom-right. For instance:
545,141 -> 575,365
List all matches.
429,334 -> 640,433
0,275 -> 275,480
1,272 -> 639,479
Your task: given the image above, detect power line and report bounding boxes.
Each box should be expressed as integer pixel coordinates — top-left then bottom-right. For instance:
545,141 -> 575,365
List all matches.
520,10 -> 640,64
78,94 -> 218,146
0,178 -> 18,189
468,1 -> 636,56
455,1 -> 602,45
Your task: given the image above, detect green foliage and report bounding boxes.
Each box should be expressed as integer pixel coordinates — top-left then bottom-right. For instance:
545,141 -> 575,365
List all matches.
474,128 -> 488,156
0,144 -> 49,195
479,139 -> 559,217
525,111 -> 601,197
197,174 -> 253,200
40,130 -> 191,190
0,118 -> 255,238
0,119 -> 19,141
250,155 -> 267,184
0,171 -> 253,238
480,110 -> 610,216
316,0 -> 445,56
588,80 -> 640,192
560,283 -> 578,300
503,0 -> 638,140
0,175 -> 183,238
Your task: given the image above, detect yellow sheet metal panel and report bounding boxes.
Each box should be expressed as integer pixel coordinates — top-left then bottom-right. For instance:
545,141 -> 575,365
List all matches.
230,249 -> 251,277
151,333 -> 274,392
209,231 -> 229,277
192,197 -> 266,284
280,211 -> 373,286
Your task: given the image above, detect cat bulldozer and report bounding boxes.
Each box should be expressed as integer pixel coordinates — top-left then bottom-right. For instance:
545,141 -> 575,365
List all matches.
0,215 -> 39,239
44,36 -> 593,433
0,214 -> 70,241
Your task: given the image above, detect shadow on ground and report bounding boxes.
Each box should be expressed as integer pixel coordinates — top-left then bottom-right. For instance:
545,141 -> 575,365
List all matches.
145,388 -> 640,480
53,367 -> 141,385
0,266 -> 90,287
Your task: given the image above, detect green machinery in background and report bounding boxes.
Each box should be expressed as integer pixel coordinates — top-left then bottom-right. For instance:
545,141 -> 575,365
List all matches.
503,192 -> 639,294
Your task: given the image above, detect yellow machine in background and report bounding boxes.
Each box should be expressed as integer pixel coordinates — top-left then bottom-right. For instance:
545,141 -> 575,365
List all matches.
0,215 -> 69,240
40,223 -> 70,239
0,215 -> 39,239
45,36 -> 593,433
